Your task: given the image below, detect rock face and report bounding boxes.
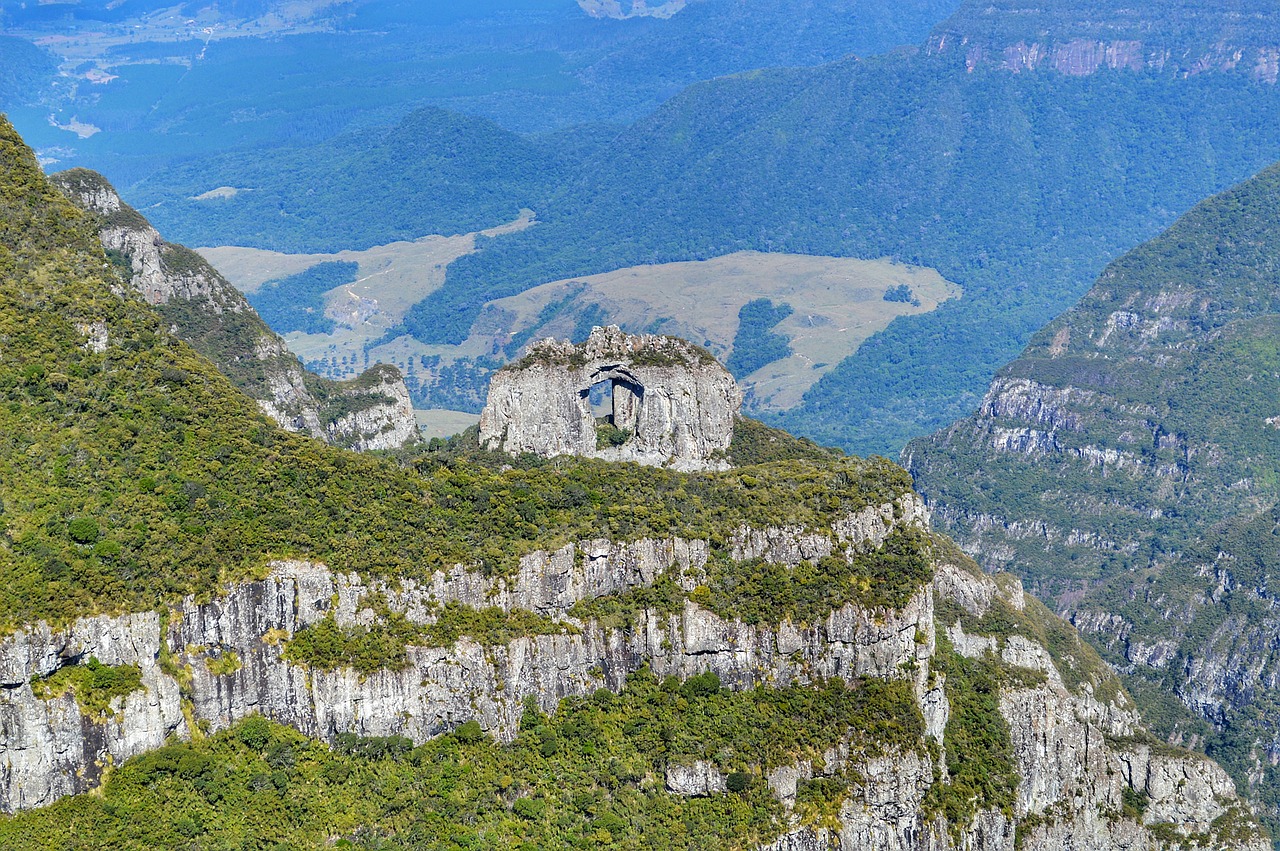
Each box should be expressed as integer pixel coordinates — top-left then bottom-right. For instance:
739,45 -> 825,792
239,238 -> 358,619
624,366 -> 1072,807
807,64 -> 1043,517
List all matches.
49,169 -> 419,452
0,498 -> 1265,849
929,0 -> 1280,82
576,0 -> 688,20
479,325 -> 741,470
903,160 -> 1280,820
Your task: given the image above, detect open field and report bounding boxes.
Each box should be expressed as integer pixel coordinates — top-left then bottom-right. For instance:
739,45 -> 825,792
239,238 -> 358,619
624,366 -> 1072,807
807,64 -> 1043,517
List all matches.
202,240 -> 958,411
415,409 -> 481,440
197,211 -> 535,370
479,252 -> 961,409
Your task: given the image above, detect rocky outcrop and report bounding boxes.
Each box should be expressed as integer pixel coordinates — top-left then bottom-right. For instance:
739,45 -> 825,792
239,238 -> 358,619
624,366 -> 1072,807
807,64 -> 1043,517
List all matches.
665,761 -> 727,796
904,161 -> 1280,821
479,325 -> 741,470
576,0 -> 687,20
49,168 -> 420,452
0,505 -> 1264,849
928,0 -> 1280,82
321,363 -> 419,452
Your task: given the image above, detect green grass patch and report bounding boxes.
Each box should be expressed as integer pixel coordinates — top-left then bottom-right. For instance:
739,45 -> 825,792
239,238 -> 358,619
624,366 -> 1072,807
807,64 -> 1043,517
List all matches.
31,657 -> 144,718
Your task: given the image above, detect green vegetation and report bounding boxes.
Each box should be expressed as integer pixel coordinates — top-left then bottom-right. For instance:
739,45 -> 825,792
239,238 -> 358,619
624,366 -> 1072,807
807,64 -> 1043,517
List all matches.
402,56 -> 1280,456
905,158 -> 1280,828
930,537 -> 1123,703
248,261 -> 357,336
204,651 -> 242,677
0,36 -> 56,109
285,605 -> 575,675
882,284 -> 919,306
30,657 -> 144,718
596,423 -> 632,449
922,636 -> 1018,829
571,527 -> 933,629
0,669 -> 924,850
0,119 -> 918,633
726,416 -> 843,466
726,298 -> 793,378
691,529 -> 933,621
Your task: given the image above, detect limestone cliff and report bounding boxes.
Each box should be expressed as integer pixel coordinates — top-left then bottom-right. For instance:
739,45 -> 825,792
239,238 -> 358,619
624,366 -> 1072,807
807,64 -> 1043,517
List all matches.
0,494 -> 1264,848
48,169 -> 419,452
576,0 -> 689,20
479,325 -> 741,471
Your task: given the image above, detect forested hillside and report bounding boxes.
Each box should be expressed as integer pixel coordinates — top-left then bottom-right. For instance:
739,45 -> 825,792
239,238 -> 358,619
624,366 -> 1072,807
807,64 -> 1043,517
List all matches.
6,0 -> 958,185
408,55 -> 1280,454
0,110 -> 1267,851
904,158 -> 1280,829
118,0 -> 1280,456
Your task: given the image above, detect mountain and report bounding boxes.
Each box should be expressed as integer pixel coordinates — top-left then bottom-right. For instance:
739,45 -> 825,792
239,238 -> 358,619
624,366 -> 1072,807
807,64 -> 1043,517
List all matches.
401,0 -> 1280,455
0,115 -> 1263,849
5,0 -> 957,184
133,107 -> 565,253
39,0 -> 1280,458
904,158 -> 1280,827
48,167 -> 420,451
928,0 -> 1280,78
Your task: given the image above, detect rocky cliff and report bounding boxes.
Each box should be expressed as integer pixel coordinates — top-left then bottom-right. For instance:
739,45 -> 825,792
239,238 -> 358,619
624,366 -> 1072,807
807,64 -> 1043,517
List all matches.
48,169 -> 419,452
905,158 -> 1280,825
0,493 -> 1265,848
480,325 -> 742,470
576,0 -> 689,20
928,0 -> 1280,82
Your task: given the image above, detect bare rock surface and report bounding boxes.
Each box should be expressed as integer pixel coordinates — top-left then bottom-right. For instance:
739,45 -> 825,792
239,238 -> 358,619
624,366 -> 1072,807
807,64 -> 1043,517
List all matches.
50,168 -> 419,451
0,506 -> 1263,848
480,325 -> 741,470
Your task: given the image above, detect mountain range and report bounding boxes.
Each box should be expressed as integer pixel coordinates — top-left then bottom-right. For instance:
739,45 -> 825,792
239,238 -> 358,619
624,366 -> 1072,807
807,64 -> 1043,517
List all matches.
0,113 -> 1260,848
109,0 -> 1280,457
906,145 -> 1280,830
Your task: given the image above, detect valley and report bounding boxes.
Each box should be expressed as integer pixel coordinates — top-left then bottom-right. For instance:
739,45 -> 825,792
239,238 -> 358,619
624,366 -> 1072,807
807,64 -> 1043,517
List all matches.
4,0 -> 1280,846
200,236 -> 959,421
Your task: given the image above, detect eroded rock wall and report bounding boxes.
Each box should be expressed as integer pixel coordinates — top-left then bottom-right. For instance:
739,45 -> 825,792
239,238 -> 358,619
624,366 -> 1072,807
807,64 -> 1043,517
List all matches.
480,325 -> 741,470
0,503 -> 1264,849
49,169 -> 420,452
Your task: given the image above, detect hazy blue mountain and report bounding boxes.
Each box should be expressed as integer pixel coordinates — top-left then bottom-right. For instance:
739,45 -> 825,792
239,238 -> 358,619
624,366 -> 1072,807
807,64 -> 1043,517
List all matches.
406,43 -> 1280,455
4,0 -> 958,186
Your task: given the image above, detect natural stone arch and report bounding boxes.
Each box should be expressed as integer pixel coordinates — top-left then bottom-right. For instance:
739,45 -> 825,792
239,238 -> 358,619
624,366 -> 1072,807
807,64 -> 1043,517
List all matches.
583,366 -> 645,434
479,326 -> 742,471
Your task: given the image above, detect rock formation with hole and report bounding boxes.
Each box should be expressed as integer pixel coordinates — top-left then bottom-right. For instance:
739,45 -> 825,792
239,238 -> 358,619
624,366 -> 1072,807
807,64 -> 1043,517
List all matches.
479,326 -> 741,470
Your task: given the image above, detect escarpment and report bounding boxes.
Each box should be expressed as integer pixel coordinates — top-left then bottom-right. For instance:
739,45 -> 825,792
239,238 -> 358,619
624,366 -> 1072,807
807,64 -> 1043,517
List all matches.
0,110 -> 1267,849
48,168 -> 419,452
0,495 -> 1265,849
928,0 -> 1280,82
905,158 -> 1280,826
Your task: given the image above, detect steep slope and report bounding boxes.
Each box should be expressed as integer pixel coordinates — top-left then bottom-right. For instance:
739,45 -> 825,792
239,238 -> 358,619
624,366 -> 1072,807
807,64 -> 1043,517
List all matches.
929,0 -> 1280,79
49,168 -> 419,451
0,116 -> 1263,849
133,107 -> 564,254
905,159 -> 1280,822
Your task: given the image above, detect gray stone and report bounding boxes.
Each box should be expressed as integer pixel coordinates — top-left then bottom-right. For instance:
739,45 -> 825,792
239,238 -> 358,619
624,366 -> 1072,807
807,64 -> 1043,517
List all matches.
51,169 -> 420,452
479,325 -> 741,470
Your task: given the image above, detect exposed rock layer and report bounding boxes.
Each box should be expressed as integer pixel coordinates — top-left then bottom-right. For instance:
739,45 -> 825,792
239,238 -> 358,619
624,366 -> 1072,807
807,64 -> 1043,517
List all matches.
0,504 -> 1263,849
904,144 -> 1280,823
480,325 -> 741,470
49,169 -> 419,452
